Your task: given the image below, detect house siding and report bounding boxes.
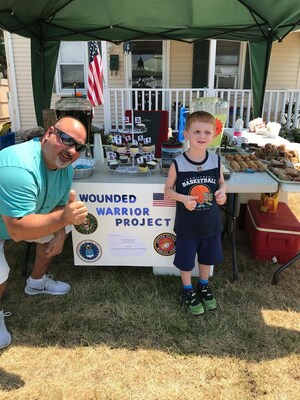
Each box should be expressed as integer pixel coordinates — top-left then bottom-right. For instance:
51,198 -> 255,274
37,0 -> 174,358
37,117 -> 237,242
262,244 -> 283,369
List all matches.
267,32 -> 300,90
10,35 -> 36,128
169,41 -> 193,88
107,44 -> 125,89
0,79 -> 9,120
104,43 -> 126,127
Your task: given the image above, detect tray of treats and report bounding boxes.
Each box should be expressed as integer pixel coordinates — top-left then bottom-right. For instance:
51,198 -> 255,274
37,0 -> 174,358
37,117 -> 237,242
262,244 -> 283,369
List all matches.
266,160 -> 300,184
108,158 -> 159,175
223,153 -> 266,173
253,143 -> 299,165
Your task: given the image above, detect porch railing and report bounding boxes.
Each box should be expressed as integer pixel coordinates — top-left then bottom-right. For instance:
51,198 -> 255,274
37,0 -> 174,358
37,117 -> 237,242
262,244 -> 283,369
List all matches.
106,88 -> 300,132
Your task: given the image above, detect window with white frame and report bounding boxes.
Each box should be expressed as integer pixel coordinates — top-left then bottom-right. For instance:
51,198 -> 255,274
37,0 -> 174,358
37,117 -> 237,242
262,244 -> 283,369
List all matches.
55,41 -> 89,94
215,41 -> 240,89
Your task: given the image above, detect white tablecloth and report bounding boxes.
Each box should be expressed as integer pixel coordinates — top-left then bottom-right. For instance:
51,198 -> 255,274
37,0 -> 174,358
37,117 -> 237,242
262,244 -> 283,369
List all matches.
224,128 -> 292,147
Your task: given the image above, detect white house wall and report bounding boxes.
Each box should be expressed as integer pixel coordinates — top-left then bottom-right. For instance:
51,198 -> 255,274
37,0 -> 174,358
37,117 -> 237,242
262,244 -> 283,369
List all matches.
267,32 -> 300,89
169,41 -> 193,88
9,34 -> 36,129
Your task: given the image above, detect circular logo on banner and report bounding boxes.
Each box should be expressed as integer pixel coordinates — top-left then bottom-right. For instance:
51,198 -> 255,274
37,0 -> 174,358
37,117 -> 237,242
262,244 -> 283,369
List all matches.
77,240 -> 102,262
74,213 -> 98,235
153,233 -> 176,256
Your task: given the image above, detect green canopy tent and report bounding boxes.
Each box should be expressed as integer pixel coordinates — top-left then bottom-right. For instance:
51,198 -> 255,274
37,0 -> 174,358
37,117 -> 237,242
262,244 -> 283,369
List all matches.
0,0 -> 299,126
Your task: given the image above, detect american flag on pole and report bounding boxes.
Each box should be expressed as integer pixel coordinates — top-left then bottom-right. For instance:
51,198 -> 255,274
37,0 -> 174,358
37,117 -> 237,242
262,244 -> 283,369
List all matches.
152,193 -> 176,207
87,41 -> 104,107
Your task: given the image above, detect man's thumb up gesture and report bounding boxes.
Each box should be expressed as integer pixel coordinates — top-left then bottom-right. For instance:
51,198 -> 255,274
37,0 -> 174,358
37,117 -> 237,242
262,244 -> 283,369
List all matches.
63,189 -> 88,226
68,189 -> 76,204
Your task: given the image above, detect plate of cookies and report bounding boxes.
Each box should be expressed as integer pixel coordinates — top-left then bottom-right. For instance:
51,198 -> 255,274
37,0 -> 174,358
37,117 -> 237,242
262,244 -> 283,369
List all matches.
223,153 -> 266,173
254,143 -> 299,165
266,160 -> 300,184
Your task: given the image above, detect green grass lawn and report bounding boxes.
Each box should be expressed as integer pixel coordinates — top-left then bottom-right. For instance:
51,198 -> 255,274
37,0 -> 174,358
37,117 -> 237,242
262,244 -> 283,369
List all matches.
0,231 -> 299,399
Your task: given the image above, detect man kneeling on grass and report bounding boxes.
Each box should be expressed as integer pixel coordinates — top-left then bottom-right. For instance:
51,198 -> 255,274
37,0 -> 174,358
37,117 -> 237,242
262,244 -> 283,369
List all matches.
0,116 -> 88,349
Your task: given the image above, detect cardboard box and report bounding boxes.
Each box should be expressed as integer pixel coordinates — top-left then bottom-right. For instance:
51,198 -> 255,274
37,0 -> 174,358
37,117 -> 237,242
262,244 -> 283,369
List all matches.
245,200 -> 300,263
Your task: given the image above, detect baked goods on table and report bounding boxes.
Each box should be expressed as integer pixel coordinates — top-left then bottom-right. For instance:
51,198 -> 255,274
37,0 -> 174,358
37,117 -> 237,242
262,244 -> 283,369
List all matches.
138,160 -> 149,173
147,160 -> 157,170
254,143 -> 299,164
107,125 -> 156,175
224,153 -> 266,172
267,159 -> 300,182
129,144 -> 139,154
108,160 -> 119,170
224,149 -> 300,181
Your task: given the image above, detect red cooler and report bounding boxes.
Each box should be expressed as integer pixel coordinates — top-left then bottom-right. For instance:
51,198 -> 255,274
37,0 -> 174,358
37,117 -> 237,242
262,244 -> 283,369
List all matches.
245,200 -> 300,263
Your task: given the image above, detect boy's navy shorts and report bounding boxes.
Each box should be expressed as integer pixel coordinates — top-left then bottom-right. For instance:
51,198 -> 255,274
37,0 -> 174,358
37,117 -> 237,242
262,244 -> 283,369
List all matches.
174,233 -> 224,271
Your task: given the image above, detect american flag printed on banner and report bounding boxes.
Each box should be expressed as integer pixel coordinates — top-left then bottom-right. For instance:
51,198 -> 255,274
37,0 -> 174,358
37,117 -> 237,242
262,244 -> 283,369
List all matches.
87,41 -> 104,107
152,193 -> 176,207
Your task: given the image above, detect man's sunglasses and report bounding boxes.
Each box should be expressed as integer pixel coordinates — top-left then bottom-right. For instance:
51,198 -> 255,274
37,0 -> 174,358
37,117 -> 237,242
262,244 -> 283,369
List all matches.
55,128 -> 86,153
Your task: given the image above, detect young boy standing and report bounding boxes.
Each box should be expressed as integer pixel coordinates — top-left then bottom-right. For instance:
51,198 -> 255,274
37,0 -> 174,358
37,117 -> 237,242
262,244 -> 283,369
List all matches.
164,111 -> 227,315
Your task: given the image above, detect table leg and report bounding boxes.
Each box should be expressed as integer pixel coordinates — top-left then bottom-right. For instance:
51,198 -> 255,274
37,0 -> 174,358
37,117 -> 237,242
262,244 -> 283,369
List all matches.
272,252 -> 300,285
22,242 -> 34,277
222,193 -> 239,282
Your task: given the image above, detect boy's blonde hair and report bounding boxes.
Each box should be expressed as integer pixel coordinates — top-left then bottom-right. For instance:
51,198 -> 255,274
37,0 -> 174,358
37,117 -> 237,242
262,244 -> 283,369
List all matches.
185,111 -> 216,132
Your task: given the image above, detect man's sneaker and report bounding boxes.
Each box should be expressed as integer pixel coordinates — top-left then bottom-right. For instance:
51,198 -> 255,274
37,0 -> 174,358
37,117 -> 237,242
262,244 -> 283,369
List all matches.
181,288 -> 204,316
0,310 -> 12,350
24,273 -> 71,296
198,284 -> 217,310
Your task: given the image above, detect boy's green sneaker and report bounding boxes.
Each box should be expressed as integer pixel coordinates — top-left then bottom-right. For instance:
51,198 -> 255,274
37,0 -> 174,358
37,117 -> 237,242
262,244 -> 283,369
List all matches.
198,284 -> 217,310
181,288 -> 204,316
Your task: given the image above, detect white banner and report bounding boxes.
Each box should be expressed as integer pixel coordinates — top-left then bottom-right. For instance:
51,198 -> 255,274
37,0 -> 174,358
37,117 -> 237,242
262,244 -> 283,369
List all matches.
71,182 -> 177,267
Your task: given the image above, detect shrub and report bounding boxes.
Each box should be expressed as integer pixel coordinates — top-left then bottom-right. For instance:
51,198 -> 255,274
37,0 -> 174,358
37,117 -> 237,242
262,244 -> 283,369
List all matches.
279,127 -> 300,143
